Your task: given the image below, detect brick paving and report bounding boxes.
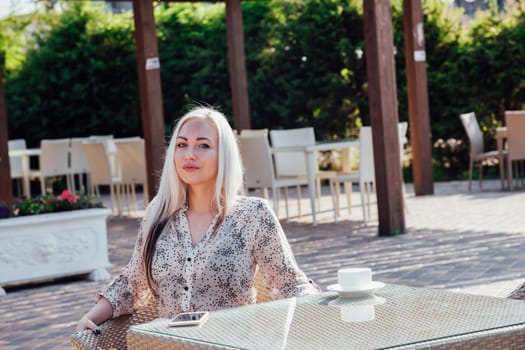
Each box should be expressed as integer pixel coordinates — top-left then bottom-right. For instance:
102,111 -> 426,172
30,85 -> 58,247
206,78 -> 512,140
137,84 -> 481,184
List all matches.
1,180 -> 524,349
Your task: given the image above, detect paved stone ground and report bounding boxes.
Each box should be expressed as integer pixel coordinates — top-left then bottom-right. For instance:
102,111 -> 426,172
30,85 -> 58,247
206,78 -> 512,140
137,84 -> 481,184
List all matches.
1,180 -> 524,349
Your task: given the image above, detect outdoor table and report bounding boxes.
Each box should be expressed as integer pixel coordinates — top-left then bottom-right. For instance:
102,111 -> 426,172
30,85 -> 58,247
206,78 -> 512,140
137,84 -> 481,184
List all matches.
8,148 -> 41,198
127,284 -> 525,349
496,127 -> 508,190
272,139 -> 359,225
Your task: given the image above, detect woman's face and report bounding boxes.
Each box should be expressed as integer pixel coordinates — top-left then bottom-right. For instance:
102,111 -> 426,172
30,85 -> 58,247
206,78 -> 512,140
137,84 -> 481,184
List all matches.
174,118 -> 219,190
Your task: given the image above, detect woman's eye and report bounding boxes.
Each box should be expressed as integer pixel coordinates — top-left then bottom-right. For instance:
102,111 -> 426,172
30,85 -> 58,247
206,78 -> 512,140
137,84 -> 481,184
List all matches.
199,143 -> 211,149
176,142 -> 187,148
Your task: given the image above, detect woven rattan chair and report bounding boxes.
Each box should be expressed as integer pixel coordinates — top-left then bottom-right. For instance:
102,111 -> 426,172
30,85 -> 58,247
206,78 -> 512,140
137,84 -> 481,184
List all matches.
508,281 -> 525,301
70,271 -> 272,350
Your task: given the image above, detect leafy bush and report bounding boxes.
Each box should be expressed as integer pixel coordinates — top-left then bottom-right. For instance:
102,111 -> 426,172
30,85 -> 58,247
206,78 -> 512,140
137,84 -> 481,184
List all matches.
4,3 -> 139,147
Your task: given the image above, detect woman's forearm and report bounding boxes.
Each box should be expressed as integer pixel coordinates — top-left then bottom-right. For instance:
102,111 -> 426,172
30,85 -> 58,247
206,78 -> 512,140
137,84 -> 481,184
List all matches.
75,296 -> 114,332
86,297 -> 114,325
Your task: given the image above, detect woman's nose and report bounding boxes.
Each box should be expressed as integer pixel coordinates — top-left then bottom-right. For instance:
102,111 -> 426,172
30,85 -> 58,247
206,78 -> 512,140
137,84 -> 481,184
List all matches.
184,146 -> 196,159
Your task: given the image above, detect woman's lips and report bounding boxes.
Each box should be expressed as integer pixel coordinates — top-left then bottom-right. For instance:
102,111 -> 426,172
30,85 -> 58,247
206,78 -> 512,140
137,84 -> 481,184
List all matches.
183,164 -> 199,171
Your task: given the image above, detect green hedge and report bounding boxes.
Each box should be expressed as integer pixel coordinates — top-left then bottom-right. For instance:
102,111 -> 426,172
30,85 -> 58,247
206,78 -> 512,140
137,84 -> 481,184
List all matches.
2,0 -> 525,180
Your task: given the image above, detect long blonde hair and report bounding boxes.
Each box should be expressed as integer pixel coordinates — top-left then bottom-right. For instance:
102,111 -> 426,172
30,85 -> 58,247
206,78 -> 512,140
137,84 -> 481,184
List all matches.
143,106 -> 243,291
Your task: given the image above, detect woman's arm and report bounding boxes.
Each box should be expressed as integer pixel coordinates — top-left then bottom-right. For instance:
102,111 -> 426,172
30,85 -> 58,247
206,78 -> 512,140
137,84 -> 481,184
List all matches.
75,201 -> 158,333
75,296 -> 113,332
98,211 -> 154,317
252,199 -> 320,298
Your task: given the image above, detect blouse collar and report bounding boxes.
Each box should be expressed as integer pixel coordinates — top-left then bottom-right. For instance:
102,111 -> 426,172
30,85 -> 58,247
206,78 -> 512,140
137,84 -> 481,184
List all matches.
180,200 -> 224,215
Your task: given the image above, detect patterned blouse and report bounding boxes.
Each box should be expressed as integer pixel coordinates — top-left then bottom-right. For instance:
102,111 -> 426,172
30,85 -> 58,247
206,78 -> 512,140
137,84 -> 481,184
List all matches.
100,196 -> 320,318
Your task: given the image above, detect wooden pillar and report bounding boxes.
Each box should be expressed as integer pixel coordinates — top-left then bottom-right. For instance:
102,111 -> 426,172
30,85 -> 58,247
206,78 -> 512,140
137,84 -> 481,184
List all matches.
403,0 -> 433,195
0,58 -> 13,206
363,0 -> 405,236
132,0 -> 166,201
225,0 -> 251,130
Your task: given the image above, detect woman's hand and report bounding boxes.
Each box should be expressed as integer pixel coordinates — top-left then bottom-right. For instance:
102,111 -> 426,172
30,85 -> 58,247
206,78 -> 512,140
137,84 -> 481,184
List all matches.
75,315 -> 100,334
74,297 -> 113,333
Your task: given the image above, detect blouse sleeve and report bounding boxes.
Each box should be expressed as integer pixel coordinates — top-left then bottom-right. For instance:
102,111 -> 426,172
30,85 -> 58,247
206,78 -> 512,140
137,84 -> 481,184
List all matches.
98,209 -> 155,317
252,199 -> 320,299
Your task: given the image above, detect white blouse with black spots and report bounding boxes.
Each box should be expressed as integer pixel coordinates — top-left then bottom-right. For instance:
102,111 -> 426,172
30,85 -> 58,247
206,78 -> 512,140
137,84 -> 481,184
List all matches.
100,196 -> 320,318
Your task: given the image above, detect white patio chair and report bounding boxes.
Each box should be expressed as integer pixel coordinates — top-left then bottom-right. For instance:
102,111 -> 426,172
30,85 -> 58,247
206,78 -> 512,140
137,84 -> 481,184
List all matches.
398,121 -> 408,164
8,139 -> 27,196
30,138 -> 73,195
70,138 -> 92,194
459,112 -> 504,191
269,127 -> 337,212
330,126 -> 375,223
82,140 -> 123,215
504,111 -> 525,190
398,121 -> 409,202
113,137 -> 149,212
240,128 -> 268,136
329,123 -> 407,223
238,133 -> 308,220
88,134 -> 114,140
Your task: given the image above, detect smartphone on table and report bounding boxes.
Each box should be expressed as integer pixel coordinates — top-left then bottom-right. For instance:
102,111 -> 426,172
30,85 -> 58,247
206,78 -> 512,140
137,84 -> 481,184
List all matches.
168,311 -> 209,327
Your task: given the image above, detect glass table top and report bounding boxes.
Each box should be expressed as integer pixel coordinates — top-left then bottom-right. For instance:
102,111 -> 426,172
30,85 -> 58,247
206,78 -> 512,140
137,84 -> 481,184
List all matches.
130,284 -> 525,349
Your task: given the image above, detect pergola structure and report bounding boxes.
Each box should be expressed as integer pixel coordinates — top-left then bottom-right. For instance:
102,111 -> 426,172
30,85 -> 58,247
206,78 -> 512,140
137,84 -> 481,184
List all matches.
0,0 -> 433,236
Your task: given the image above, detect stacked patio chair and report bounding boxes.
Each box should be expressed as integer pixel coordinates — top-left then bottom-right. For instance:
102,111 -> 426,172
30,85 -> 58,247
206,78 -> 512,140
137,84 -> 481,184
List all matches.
113,137 -> 149,211
459,112 -> 504,191
504,111 -> 525,190
329,126 -> 375,223
269,127 -> 338,211
238,133 -> 308,220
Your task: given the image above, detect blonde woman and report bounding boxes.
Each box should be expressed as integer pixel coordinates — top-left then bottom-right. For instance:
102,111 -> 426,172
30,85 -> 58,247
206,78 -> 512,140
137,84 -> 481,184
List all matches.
75,106 -> 319,333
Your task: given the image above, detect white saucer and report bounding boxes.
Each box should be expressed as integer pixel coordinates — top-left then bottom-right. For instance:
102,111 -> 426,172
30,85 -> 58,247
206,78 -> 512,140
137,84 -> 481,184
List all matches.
328,294 -> 386,307
326,282 -> 385,298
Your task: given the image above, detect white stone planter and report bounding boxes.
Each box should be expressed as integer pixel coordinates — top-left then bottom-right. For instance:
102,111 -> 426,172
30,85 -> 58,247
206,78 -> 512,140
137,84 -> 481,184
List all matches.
0,208 -> 112,296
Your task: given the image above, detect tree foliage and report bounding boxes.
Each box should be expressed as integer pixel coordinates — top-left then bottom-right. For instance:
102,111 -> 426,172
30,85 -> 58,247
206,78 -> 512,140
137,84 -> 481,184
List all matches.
2,0 -> 525,179
4,3 -> 137,146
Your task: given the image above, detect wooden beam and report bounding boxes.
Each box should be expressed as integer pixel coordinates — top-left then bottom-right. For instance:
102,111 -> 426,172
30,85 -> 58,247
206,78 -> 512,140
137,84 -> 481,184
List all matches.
363,0 -> 405,236
225,0 -> 251,130
403,0 -> 434,195
132,0 -> 166,201
0,58 -> 14,206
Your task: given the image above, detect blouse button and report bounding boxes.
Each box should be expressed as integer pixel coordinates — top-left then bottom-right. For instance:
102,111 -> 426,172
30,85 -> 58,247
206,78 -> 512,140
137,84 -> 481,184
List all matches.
184,286 -> 189,291
187,257 -> 191,262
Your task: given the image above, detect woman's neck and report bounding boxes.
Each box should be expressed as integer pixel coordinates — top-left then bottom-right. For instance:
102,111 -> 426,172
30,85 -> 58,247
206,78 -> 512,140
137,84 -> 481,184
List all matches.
187,185 -> 217,214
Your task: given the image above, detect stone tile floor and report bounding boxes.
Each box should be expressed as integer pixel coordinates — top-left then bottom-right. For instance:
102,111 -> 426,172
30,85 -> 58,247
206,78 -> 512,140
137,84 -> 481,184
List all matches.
1,180 -> 524,349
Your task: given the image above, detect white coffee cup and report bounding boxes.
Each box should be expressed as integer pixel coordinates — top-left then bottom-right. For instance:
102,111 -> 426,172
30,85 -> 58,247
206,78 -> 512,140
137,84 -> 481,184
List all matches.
337,267 -> 372,290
